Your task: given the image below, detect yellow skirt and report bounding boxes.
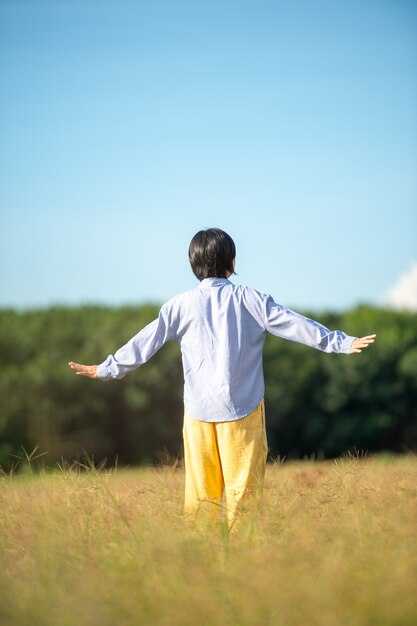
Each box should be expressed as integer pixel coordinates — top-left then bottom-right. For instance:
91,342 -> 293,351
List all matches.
182,399 -> 268,528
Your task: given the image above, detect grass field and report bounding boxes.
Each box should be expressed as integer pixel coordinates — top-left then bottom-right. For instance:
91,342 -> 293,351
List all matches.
1,453 -> 416,626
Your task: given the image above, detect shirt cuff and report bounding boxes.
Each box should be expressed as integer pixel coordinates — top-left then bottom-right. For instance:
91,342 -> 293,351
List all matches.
340,334 -> 356,354
96,361 -> 112,380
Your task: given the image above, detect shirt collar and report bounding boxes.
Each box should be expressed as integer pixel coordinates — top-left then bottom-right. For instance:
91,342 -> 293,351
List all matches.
199,277 -> 232,289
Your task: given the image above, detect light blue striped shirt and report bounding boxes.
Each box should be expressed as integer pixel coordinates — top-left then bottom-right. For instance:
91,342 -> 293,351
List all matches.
97,278 -> 356,422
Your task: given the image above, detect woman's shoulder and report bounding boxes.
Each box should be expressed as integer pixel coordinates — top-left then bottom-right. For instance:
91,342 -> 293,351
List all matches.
232,282 -> 272,303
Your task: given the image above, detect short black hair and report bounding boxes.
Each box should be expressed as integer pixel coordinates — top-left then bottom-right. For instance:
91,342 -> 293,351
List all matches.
188,228 -> 236,281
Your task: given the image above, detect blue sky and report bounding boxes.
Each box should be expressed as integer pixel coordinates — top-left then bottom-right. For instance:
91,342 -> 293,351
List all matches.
1,0 -> 416,313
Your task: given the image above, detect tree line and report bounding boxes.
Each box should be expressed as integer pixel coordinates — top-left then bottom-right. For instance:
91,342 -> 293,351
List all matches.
0,305 -> 416,471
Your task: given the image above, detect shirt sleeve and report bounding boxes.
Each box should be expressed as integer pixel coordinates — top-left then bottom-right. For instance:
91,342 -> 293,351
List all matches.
96,304 -> 177,380
261,294 -> 356,354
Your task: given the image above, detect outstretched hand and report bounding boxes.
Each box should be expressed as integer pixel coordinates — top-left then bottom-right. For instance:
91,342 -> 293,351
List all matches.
349,334 -> 376,355
68,362 -> 99,378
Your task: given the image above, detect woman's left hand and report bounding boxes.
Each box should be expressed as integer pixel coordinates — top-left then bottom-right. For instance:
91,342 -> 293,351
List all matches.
68,362 -> 99,378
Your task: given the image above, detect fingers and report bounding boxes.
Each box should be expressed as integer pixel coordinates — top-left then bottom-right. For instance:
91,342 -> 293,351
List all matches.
69,361 -> 83,374
349,334 -> 376,355
359,334 -> 376,346
68,362 -> 98,378
356,337 -> 376,348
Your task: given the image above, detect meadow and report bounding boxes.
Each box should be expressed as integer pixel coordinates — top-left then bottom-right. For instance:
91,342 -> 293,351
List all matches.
1,453 -> 416,626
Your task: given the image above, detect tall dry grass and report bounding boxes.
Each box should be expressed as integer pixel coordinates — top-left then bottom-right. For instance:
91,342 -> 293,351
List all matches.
0,452 -> 416,626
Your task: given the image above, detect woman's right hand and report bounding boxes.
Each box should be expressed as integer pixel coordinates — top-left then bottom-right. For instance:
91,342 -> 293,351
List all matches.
349,334 -> 376,354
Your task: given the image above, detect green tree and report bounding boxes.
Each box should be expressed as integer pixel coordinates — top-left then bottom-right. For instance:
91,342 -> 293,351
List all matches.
0,305 -> 416,471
